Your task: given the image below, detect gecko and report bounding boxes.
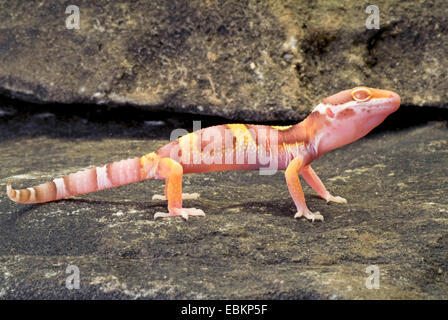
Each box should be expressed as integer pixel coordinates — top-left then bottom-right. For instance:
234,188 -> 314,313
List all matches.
6,86 -> 400,222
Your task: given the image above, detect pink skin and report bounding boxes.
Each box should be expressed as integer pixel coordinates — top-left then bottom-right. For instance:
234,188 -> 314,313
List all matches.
313,88 -> 401,156
285,87 -> 401,221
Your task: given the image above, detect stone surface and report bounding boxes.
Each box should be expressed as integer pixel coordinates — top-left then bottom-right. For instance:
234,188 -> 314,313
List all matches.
0,103 -> 447,299
0,0 -> 447,121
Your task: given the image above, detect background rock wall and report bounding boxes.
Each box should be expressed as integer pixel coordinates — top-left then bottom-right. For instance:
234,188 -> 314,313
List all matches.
0,0 -> 447,121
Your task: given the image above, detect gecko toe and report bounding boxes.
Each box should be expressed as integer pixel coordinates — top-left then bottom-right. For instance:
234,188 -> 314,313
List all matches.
326,195 -> 347,204
154,208 -> 205,220
295,210 -> 324,222
154,212 -> 171,219
152,193 -> 200,201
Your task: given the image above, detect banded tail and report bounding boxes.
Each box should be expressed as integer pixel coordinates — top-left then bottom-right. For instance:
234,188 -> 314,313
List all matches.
7,156 -> 156,204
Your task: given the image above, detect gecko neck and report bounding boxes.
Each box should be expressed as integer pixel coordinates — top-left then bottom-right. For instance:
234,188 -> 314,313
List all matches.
296,111 -> 329,160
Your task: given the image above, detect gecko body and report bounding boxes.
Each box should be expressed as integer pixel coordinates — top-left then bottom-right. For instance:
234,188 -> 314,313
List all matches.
7,87 -> 400,221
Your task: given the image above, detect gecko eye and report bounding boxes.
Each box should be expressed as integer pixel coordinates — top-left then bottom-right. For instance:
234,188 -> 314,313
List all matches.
351,88 -> 372,102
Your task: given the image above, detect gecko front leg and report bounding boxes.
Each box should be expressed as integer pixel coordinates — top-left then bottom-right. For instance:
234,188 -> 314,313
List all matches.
301,165 -> 347,204
285,157 -> 324,222
153,158 -> 204,220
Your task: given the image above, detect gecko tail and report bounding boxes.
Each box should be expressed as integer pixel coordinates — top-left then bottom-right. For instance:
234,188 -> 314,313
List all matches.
6,155 -> 158,204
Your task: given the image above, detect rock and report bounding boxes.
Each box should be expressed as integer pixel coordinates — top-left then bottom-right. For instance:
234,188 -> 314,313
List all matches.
0,106 -> 447,299
0,1 -> 447,121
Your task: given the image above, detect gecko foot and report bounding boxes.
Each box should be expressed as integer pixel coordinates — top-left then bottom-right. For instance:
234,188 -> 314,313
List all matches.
152,193 -> 200,201
326,195 -> 347,204
154,207 -> 205,220
294,210 -> 324,222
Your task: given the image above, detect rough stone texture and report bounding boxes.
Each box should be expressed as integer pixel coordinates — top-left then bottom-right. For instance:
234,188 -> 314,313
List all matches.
0,0 -> 447,121
0,103 -> 447,299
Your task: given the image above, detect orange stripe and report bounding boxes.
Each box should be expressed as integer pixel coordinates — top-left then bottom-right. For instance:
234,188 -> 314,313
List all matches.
21,189 -> 30,201
34,186 -> 42,202
34,181 -> 57,202
106,163 -> 113,185
10,187 -> 16,199
46,181 -> 57,201
91,167 -> 98,190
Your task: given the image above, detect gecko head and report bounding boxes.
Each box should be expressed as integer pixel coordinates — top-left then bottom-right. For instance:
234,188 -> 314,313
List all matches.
312,86 -> 401,154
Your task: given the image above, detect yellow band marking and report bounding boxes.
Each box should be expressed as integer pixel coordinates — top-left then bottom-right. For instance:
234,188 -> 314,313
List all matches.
227,124 -> 257,150
271,125 -> 293,131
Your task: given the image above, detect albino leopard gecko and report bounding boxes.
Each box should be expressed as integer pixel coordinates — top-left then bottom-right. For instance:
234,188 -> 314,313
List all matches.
7,87 -> 400,221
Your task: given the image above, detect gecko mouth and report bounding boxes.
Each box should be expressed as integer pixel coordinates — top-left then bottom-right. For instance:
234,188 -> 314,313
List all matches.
391,93 -> 401,111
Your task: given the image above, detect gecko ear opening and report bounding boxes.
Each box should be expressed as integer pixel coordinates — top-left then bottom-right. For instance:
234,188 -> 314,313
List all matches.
351,88 -> 372,102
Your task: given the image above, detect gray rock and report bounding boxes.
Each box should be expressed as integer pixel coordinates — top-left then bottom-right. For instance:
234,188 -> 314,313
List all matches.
0,0 -> 447,121
0,107 -> 447,299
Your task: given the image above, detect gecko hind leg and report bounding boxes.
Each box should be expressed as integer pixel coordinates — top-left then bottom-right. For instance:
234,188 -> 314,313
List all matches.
153,175 -> 200,201
153,157 -> 205,220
